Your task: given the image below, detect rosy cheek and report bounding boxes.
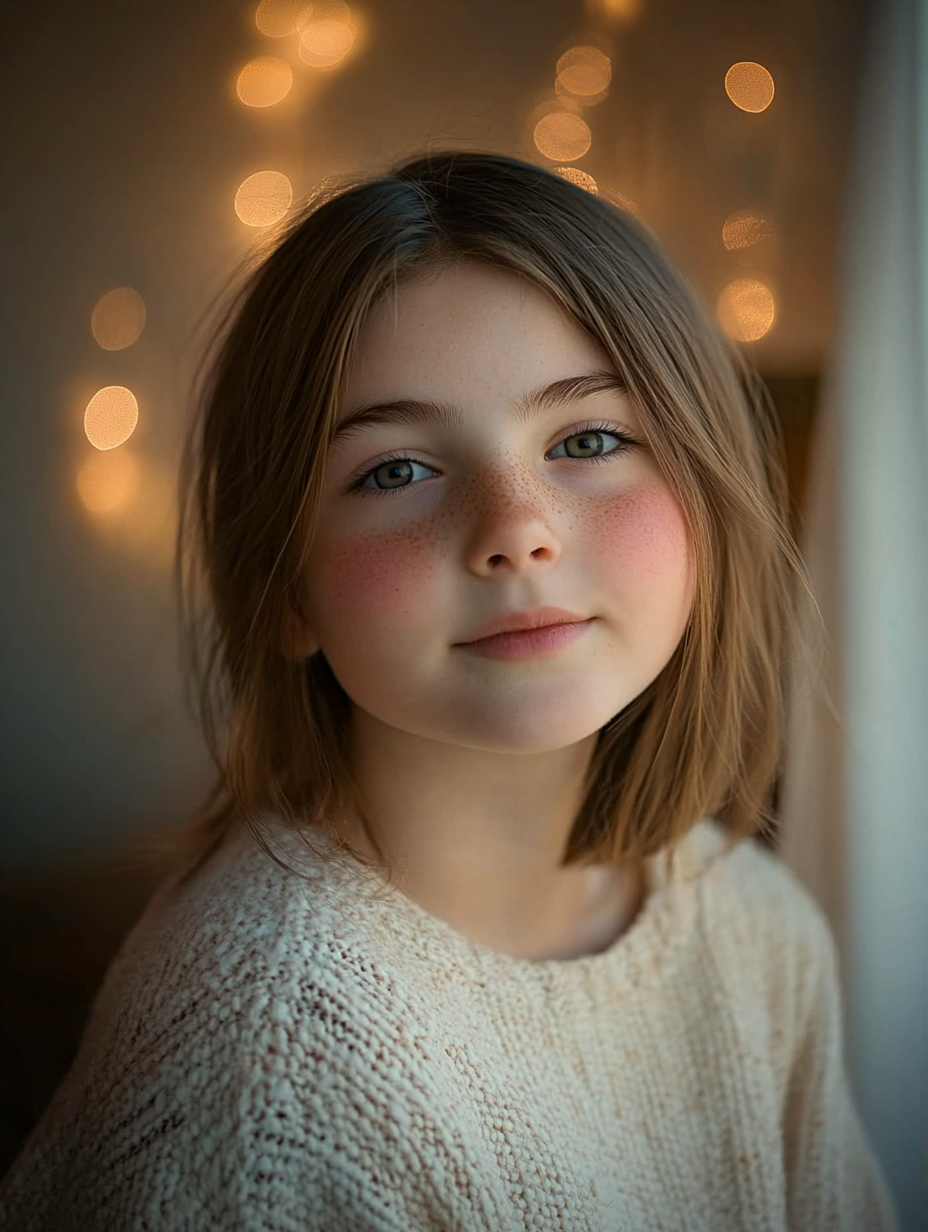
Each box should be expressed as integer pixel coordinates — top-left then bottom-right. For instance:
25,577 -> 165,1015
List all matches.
587,480 -> 693,598
314,526 -> 437,621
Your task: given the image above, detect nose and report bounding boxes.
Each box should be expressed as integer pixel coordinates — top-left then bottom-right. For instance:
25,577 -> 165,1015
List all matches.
461,481 -> 564,574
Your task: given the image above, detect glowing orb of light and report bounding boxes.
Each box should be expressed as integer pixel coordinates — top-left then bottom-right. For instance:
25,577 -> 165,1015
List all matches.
534,112 -> 592,162
299,19 -> 354,66
717,278 -> 776,341
83,386 -> 140,451
556,46 -> 612,97
298,0 -> 356,68
722,208 -> 775,250
553,166 -> 598,193
76,449 -> 139,514
724,62 -> 775,113
236,56 -> 293,107
255,0 -> 310,38
91,288 -> 146,351
234,170 -> 293,227
591,0 -> 641,19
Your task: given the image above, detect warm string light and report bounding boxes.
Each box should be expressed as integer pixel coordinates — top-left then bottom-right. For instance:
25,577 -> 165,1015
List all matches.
715,65 -> 778,340
534,111 -> 593,163
722,208 -> 775,251
531,43 -> 639,208
91,288 -> 146,351
717,213 -> 778,340
556,46 -> 611,100
725,61 -> 775,113
80,2 -> 365,520
234,170 -> 294,227
584,0 -> 643,21
78,385 -> 142,518
553,166 -> 599,194
236,56 -> 293,107
76,448 -> 139,515
255,0 -> 310,38
83,385 -> 140,451
232,0 -> 360,229
534,45 -> 610,168
298,10 -> 358,69
717,277 -> 776,342
82,296 -> 145,514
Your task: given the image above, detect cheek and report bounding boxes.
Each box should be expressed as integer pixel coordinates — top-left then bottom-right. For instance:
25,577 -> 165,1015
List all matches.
588,480 -> 694,609
312,527 -> 437,625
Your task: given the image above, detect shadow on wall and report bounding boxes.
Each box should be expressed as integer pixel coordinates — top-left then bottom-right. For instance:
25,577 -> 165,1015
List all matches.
0,372 -> 821,1179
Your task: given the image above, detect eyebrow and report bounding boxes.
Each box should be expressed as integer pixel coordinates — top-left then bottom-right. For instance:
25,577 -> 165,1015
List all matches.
330,369 -> 630,446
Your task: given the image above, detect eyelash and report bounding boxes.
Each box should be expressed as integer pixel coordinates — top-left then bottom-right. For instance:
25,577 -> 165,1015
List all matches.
347,421 -> 637,499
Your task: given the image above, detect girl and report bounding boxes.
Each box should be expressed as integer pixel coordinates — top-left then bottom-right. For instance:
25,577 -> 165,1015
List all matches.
0,150 -> 899,1231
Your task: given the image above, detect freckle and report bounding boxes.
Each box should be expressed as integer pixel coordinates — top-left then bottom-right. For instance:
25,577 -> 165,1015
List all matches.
321,525 -> 436,613
591,477 -> 686,547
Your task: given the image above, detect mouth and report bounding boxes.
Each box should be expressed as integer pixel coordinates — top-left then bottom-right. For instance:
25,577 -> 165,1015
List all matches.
456,618 -> 593,661
457,606 -> 589,644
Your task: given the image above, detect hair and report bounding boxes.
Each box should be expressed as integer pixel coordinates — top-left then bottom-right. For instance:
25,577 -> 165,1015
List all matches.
128,146 -> 830,893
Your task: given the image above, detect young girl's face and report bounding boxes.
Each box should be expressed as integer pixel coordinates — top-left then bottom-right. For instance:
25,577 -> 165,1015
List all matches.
298,261 -> 695,756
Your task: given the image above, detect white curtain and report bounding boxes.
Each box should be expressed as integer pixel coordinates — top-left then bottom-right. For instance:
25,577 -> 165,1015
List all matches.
778,0 -> 928,1227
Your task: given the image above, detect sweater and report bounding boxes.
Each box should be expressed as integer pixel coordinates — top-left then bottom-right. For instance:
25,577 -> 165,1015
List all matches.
0,814 -> 900,1232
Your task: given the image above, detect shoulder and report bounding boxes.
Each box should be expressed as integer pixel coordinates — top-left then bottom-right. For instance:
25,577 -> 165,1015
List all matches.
0,826 -> 431,1229
96,822 -> 409,1057
682,819 -> 842,1061
700,820 -> 836,961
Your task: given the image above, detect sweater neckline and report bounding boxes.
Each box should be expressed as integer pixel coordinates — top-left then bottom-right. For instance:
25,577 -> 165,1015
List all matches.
252,813 -> 734,993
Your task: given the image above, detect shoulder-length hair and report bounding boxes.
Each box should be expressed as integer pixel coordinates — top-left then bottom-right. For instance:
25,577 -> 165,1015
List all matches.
140,147 -> 828,889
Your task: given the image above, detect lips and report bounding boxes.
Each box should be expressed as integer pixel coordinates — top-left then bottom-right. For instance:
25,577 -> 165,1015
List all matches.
459,605 -> 588,644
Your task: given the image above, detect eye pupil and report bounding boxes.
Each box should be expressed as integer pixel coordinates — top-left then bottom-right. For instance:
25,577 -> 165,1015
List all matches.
377,460 -> 413,488
566,431 -> 602,458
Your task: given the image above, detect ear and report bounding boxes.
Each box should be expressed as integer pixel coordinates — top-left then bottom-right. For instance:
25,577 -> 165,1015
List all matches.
280,596 -> 321,661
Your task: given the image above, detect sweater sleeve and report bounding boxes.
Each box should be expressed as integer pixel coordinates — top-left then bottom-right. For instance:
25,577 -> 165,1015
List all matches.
781,903 -> 900,1232
0,980 -> 508,1232
0,1074 -> 453,1232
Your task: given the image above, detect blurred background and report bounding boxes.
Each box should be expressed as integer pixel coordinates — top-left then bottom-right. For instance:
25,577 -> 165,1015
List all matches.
1,0 -> 925,1224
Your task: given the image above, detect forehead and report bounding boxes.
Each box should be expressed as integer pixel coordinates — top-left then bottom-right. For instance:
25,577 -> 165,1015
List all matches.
343,262 -> 611,400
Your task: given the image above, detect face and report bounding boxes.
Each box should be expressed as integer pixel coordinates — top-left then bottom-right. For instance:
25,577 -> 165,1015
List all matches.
296,261 -> 695,755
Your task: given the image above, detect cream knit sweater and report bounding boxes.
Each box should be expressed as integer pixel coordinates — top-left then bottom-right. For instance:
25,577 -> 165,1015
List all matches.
0,816 -> 900,1232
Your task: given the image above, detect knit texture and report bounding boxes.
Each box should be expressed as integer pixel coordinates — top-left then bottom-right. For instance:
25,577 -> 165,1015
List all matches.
0,816 -> 899,1232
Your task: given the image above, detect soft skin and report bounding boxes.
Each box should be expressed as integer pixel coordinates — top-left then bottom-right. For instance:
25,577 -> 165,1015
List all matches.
291,261 -> 695,959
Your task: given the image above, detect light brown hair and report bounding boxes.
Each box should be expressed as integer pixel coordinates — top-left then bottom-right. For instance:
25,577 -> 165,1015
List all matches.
138,147 -> 828,890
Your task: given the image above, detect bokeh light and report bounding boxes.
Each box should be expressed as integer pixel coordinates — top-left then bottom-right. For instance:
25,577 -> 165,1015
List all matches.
83,386 -> 140,451
556,46 -> 612,97
234,170 -> 293,226
255,0 -> 312,38
236,56 -> 293,107
585,0 -> 642,20
91,288 -> 146,351
717,278 -> 776,341
76,449 -> 139,514
534,112 -> 592,162
554,167 -> 598,193
299,21 -> 354,67
722,208 -> 775,250
724,62 -> 775,113
298,0 -> 357,68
